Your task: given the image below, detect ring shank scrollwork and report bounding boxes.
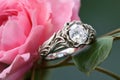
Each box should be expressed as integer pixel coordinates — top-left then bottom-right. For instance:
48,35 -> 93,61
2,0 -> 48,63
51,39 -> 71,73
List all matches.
39,20 -> 96,60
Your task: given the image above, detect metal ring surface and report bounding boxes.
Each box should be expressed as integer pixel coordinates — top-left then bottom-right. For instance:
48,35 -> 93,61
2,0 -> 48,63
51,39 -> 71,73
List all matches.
38,20 -> 96,60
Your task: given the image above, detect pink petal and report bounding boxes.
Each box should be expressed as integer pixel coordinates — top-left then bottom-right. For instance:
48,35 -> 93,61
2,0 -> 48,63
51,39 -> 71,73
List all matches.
0,20 -> 26,51
71,0 -> 81,20
23,0 -> 51,26
19,25 -> 44,54
48,0 -> 74,31
0,48 -> 19,64
0,53 -> 32,80
0,26 -> 43,64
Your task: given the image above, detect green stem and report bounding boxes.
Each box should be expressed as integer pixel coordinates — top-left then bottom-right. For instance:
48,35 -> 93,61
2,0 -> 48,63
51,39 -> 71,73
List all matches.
31,67 -> 35,80
95,67 -> 120,80
100,28 -> 120,40
45,62 -> 120,80
39,60 -> 49,80
103,28 -> 120,36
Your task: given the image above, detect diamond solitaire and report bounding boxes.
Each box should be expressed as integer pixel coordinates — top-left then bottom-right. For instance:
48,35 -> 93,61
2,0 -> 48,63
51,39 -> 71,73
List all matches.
69,23 -> 88,44
64,21 -> 96,47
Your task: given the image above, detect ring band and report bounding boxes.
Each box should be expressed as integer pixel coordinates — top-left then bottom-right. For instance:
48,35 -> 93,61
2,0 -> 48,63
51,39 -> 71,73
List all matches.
39,20 -> 96,60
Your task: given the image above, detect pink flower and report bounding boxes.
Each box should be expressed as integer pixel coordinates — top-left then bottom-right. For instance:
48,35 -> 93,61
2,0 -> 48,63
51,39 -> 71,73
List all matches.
0,0 -> 80,80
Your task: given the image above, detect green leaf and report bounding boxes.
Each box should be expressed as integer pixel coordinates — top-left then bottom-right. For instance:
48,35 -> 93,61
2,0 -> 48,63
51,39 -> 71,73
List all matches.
72,36 -> 113,74
112,32 -> 120,40
112,32 -> 120,37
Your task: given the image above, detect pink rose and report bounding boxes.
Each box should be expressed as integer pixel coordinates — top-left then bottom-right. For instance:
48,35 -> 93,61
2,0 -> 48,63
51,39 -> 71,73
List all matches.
0,0 -> 80,80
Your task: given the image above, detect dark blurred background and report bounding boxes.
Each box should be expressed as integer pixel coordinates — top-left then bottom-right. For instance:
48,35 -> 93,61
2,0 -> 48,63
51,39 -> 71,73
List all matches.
47,0 -> 120,80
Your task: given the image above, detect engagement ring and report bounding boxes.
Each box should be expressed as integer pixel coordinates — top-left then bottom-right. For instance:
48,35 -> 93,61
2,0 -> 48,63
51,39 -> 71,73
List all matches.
38,20 -> 96,60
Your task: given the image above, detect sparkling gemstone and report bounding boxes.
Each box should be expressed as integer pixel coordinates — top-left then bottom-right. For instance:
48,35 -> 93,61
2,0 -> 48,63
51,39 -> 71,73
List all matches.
69,23 -> 88,44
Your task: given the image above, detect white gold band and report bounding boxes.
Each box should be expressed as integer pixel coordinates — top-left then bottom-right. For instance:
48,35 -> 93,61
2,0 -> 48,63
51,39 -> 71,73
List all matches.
39,20 -> 96,60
